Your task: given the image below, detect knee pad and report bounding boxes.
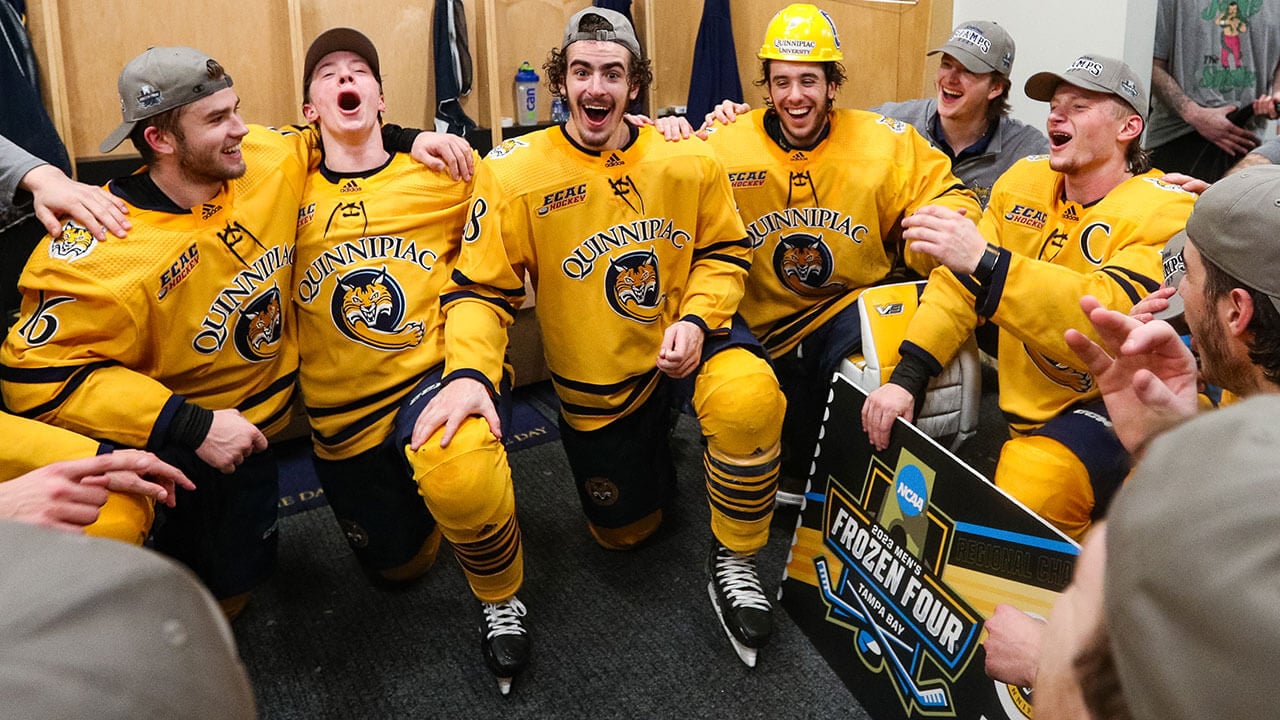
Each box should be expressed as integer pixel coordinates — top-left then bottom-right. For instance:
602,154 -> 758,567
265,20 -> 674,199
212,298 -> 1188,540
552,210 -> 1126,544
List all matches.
84,491 -> 154,546
376,525 -> 443,584
407,419 -> 522,600
407,417 -> 515,538
994,436 -> 1094,540
695,349 -> 785,459
218,592 -> 251,622
588,510 -> 663,551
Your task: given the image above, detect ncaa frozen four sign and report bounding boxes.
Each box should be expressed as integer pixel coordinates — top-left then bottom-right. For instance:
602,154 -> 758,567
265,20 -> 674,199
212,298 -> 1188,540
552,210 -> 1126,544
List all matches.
781,375 -> 1079,719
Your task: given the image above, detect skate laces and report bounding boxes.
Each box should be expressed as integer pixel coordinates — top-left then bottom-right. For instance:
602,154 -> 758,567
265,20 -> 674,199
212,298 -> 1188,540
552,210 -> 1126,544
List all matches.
713,547 -> 771,611
481,596 -> 528,639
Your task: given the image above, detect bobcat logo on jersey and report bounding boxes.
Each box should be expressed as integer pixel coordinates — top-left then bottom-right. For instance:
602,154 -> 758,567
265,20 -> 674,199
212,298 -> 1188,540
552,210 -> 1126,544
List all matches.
774,232 -> 846,296
486,138 -> 529,159
1025,345 -> 1093,393
331,266 -> 424,351
232,285 -> 284,362
972,185 -> 992,209
605,248 -> 665,323
48,223 -> 97,262
877,115 -> 908,134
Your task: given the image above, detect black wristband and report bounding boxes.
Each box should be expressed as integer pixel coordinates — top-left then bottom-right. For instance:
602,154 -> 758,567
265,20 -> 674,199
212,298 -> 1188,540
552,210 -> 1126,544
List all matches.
168,401 -> 214,450
973,244 -> 1001,284
886,351 -> 934,402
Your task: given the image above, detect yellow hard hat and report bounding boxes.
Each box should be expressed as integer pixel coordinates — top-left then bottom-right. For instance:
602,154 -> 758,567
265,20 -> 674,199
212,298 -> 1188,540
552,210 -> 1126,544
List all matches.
758,4 -> 843,63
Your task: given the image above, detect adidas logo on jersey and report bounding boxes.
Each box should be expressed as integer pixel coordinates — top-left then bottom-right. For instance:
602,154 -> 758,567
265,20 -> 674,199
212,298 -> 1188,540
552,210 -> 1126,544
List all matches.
340,180 -> 361,193
605,153 -> 625,167
790,151 -> 807,162
201,203 -> 222,220
1062,205 -> 1079,221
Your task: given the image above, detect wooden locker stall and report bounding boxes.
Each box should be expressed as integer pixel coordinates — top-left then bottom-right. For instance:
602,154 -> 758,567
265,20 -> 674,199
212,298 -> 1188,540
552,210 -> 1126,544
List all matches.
25,0 -> 950,173
652,0 -> 953,117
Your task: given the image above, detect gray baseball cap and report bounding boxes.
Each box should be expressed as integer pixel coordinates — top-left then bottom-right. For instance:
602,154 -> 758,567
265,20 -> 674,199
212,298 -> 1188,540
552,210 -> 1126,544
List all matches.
1166,165 -> 1280,317
1024,54 -> 1148,117
1152,232 -> 1189,333
928,20 -> 1015,76
0,521 -> 256,718
1106,394 -> 1280,719
100,46 -> 234,153
562,7 -> 642,59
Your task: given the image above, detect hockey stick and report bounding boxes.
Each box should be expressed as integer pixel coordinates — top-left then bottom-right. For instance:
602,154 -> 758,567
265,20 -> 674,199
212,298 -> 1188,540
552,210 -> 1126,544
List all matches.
848,579 -> 951,710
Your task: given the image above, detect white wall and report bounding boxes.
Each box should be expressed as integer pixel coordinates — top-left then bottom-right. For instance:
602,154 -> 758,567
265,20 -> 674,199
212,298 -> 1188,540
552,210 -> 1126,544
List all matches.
950,0 -> 1158,132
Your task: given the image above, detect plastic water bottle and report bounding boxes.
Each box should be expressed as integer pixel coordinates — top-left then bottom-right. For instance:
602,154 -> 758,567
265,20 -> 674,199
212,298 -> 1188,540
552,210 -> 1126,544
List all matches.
551,97 -> 569,124
514,61 -> 539,126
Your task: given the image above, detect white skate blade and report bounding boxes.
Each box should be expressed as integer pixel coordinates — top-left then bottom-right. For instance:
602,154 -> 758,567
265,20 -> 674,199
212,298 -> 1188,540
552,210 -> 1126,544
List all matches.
707,582 -> 759,668
496,676 -> 513,696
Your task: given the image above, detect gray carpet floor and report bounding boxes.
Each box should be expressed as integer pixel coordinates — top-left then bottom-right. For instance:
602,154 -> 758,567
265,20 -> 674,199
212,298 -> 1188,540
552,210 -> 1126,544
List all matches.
232,366 -> 1004,719
234,416 -> 869,719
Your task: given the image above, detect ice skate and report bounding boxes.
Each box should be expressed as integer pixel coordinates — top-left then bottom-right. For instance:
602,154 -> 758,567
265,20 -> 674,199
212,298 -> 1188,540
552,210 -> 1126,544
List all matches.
479,595 -> 529,695
707,544 -> 773,667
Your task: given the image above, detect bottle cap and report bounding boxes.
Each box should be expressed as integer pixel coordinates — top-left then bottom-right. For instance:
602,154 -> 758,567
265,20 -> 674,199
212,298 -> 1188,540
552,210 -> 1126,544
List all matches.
516,61 -> 539,81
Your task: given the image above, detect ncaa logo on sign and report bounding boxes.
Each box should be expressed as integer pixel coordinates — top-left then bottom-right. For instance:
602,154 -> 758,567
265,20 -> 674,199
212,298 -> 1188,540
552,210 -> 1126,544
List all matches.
895,464 -> 928,517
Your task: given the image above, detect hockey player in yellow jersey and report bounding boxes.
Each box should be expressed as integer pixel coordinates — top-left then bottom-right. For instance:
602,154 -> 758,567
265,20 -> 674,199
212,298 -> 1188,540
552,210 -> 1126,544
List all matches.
0,413 -> 192,531
0,47 -> 316,618
1,45 -> 464,619
419,7 -> 786,668
695,4 -> 982,504
863,55 -> 1197,540
292,28 -> 528,694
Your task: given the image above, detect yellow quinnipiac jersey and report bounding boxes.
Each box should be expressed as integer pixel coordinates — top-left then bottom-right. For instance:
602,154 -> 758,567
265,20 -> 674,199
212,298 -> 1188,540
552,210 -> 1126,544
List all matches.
442,125 -> 750,431
294,152 -> 474,460
704,108 -> 980,357
0,411 -> 102,480
905,157 -> 1196,427
0,125 -> 310,450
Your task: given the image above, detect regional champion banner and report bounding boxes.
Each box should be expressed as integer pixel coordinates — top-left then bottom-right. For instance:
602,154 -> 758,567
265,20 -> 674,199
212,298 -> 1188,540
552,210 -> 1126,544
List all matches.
781,374 -> 1079,720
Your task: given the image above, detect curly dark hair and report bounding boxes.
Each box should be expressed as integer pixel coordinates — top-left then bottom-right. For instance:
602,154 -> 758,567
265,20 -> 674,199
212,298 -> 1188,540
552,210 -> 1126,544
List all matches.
752,59 -> 846,111
543,12 -> 652,101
